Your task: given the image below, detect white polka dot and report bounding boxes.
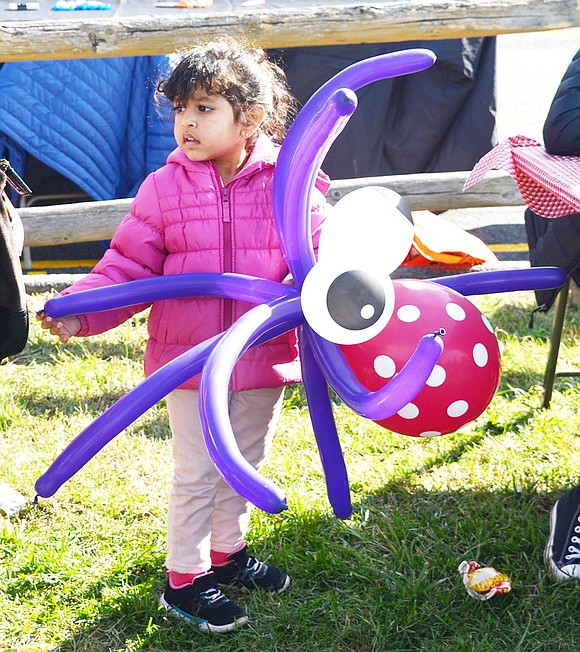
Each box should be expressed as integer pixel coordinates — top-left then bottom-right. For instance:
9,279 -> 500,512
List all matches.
397,304 -> 420,323
481,314 -> 494,333
374,355 -> 396,378
446,303 -> 466,321
361,304 -> 375,320
473,343 -> 488,367
398,403 -> 419,419
447,400 -> 469,418
426,364 -> 446,387
420,431 -> 442,438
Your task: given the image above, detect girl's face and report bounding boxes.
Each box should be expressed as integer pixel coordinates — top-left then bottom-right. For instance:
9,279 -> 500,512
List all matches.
173,91 -> 251,184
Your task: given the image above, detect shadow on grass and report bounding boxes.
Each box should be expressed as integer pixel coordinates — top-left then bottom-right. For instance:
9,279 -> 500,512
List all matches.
16,389 -> 172,445
16,387 -> 134,418
37,481 -> 580,652
7,297 -> 579,649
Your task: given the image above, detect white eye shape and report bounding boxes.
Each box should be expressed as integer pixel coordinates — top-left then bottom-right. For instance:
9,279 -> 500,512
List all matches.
301,186 -> 411,345
301,262 -> 395,345
323,187 -> 415,275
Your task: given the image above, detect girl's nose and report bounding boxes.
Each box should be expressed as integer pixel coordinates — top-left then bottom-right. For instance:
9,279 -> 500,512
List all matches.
180,108 -> 196,128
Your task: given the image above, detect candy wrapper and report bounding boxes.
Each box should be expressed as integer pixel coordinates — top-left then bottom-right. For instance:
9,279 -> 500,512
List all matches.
458,560 -> 512,600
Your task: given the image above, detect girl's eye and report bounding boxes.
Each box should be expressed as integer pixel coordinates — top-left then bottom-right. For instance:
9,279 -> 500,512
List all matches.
172,106 -> 185,113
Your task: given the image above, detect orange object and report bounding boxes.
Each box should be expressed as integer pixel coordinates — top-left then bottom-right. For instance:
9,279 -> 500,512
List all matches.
403,210 -> 498,267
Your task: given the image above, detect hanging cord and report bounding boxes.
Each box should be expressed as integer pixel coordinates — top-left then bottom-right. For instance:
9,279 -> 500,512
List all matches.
529,304 -> 549,329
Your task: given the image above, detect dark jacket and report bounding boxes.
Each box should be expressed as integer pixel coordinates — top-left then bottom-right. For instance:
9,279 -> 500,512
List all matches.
0,169 -> 28,360
269,38 -> 498,179
525,48 -> 580,310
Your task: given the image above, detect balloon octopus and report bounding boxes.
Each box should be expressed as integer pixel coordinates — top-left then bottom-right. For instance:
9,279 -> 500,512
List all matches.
35,49 -> 567,518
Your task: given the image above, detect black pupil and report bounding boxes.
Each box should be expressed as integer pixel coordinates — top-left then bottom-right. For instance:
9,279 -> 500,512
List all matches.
326,270 -> 385,331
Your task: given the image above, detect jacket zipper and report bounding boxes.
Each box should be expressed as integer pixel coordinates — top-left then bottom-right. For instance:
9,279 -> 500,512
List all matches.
221,186 -> 233,331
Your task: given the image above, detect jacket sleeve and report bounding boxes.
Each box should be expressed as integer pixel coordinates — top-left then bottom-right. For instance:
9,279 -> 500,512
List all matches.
60,172 -> 167,336
310,169 -> 332,251
543,49 -> 580,156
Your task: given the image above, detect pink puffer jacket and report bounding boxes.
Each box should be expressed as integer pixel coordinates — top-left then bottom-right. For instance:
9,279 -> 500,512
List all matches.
62,135 -> 330,391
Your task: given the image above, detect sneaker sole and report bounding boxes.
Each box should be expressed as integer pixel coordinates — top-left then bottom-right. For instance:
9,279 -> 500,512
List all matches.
277,574 -> 291,593
544,503 -> 580,582
159,594 -> 249,633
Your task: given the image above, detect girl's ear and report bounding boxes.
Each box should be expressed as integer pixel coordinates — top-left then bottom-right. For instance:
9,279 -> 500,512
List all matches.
242,104 -> 265,137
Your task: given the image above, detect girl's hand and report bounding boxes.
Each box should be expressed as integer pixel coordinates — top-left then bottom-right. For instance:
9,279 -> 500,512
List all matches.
36,311 -> 81,343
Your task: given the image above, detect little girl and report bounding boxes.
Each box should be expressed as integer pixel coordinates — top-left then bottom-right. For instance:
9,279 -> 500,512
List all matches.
38,39 -> 330,633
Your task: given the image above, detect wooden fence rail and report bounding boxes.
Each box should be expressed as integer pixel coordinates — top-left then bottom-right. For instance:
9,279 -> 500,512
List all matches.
19,170 -> 522,248
1,0 -> 578,62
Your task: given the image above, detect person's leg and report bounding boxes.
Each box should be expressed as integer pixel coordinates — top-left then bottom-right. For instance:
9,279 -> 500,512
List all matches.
210,387 -> 290,592
160,389 -> 247,633
210,387 -> 285,552
545,484 -> 580,581
165,389 -> 217,574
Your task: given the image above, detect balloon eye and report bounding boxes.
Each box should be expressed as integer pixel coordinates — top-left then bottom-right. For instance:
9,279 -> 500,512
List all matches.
301,264 -> 395,345
327,271 -> 385,331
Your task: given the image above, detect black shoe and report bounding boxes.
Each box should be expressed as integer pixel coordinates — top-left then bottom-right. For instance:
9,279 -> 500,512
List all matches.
159,571 -> 248,633
212,545 -> 291,593
545,485 -> 580,581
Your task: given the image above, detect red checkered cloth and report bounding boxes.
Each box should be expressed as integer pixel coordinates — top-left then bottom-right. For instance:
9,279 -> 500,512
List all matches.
463,135 -> 580,217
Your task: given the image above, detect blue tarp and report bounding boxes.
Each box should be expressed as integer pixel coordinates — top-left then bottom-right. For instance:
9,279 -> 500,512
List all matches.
0,56 -> 175,201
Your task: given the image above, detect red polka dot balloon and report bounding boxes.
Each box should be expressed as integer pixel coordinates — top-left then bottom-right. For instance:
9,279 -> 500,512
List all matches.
340,279 -> 501,437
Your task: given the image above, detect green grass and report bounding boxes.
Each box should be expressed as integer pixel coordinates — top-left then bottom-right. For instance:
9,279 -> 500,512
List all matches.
1,290 -> 580,652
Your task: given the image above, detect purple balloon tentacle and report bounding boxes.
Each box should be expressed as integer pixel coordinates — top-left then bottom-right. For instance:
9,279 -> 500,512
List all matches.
35,306 -> 301,500
36,278 -> 300,499
44,273 -> 296,317
308,49 -> 437,100
432,266 -> 568,296
299,329 -> 352,519
273,49 -> 436,286
200,296 -> 303,514
306,326 -> 444,420
274,88 -> 359,286
34,333 -> 223,498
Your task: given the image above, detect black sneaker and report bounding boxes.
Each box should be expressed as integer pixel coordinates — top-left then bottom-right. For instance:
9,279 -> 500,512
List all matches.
159,571 -> 248,633
212,545 -> 291,593
545,485 -> 580,581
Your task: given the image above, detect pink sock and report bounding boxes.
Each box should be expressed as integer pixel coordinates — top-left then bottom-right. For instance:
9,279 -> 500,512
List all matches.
167,570 -> 209,589
210,543 -> 246,567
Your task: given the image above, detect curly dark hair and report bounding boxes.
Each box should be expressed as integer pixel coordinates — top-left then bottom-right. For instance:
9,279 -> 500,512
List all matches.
157,39 -> 296,143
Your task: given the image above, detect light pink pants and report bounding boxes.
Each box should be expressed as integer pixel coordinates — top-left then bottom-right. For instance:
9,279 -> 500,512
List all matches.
165,387 -> 285,574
